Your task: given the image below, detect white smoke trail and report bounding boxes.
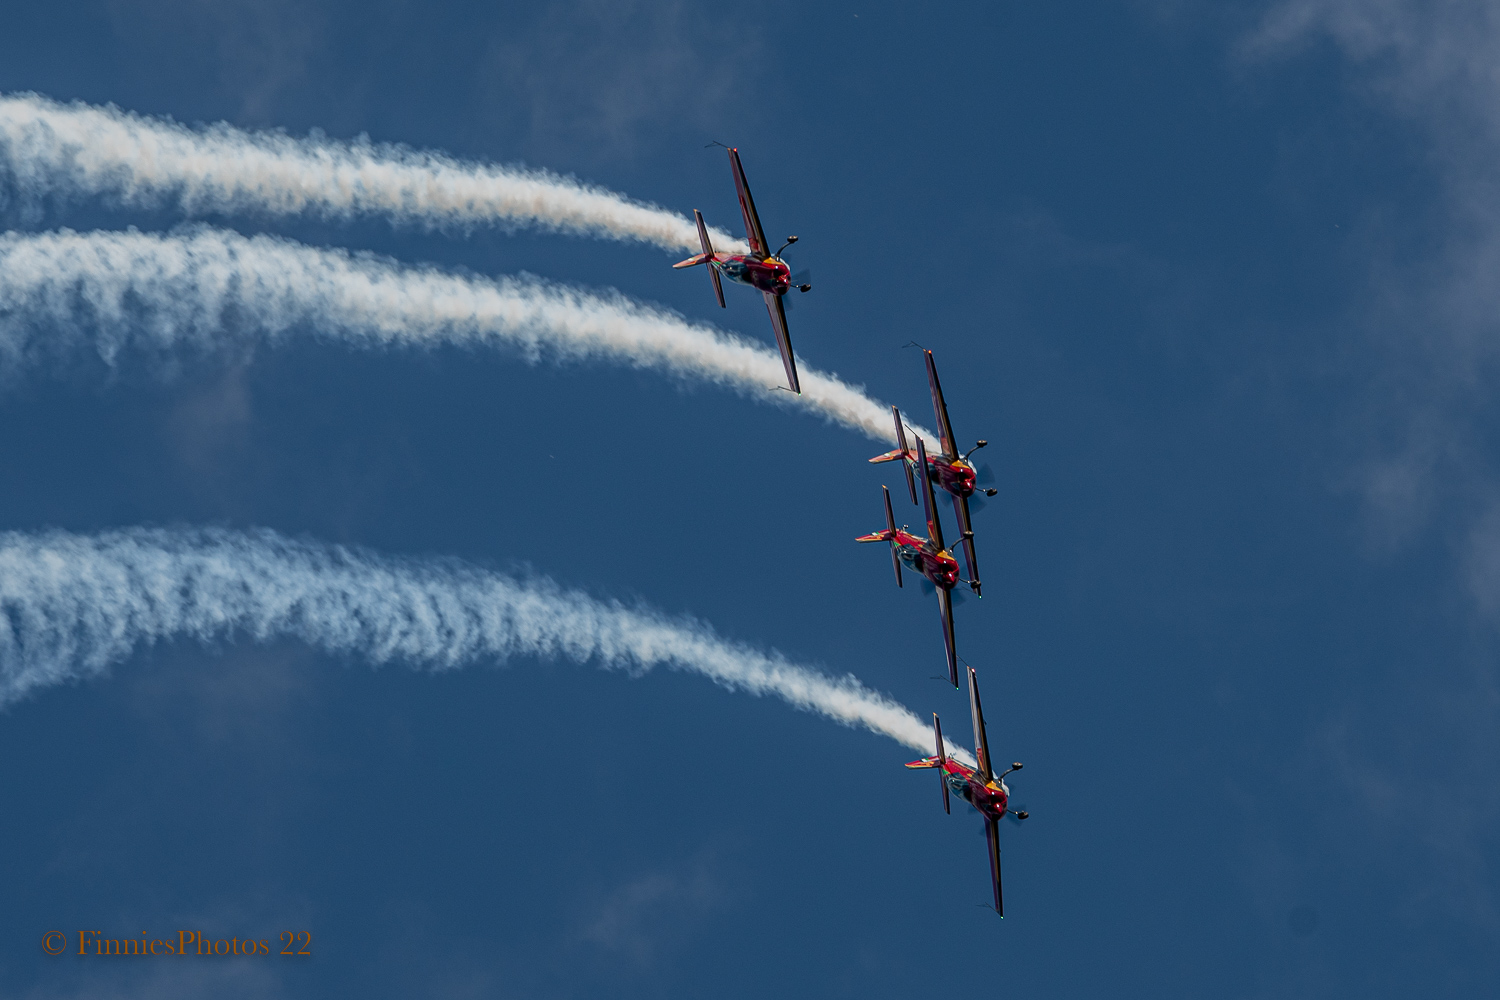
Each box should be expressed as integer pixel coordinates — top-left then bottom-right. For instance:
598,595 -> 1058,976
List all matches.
0,92 -> 746,254
0,227 -> 932,447
0,526 -> 971,761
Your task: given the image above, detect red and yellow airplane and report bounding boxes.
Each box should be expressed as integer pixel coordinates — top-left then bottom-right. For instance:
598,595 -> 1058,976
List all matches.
857,435 -> 965,687
673,146 -> 811,394
870,350 -> 996,595
906,666 -> 1027,916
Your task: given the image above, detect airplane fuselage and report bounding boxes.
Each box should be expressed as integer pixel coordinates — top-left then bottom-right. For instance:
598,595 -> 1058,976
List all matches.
951,770 -> 1009,820
891,527 -> 960,590
917,453 -> 977,499
869,448 -> 978,499
925,756 -> 1011,821
714,253 -> 790,296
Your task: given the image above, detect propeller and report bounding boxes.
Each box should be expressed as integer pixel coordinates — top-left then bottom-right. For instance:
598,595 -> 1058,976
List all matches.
918,580 -> 967,605
974,465 -> 998,499
781,270 -> 814,312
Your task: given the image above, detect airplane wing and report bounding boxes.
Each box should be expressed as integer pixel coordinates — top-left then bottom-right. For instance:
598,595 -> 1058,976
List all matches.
728,147 -> 769,257
925,350 -> 960,460
984,815 -> 1004,916
952,493 -> 979,592
915,436 -> 946,552
967,665 -> 994,784
936,586 -> 958,688
763,292 -> 801,394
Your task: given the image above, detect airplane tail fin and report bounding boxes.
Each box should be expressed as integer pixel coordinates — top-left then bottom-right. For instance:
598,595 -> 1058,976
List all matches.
670,209 -> 726,308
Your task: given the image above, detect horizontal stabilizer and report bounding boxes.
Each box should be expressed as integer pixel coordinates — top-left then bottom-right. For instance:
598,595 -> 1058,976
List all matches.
692,208 -> 725,308
671,253 -> 713,269
934,712 -> 951,814
893,407 -> 918,505
882,485 -> 902,588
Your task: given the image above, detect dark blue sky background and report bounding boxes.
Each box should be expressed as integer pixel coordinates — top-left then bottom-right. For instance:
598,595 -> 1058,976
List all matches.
2,2 -> 1497,997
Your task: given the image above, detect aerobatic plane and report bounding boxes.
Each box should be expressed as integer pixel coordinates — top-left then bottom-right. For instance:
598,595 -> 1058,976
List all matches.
905,666 -> 1027,916
673,146 -> 811,394
857,436 -> 964,687
870,350 -> 996,595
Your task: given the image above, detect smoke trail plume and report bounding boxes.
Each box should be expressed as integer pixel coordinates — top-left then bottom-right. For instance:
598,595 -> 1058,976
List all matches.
0,92 -> 745,254
0,227 -> 931,447
0,526 -> 967,760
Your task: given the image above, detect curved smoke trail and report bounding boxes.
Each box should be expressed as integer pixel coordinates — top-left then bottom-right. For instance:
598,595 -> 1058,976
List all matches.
0,526 -> 968,760
0,92 -> 745,254
0,227 -> 932,447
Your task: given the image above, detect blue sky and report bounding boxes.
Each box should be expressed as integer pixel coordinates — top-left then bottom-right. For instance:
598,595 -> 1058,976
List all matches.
1,2 -> 1497,998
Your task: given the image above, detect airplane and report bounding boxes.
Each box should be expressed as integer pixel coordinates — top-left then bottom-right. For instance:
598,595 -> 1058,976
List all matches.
870,350 -> 996,595
673,146 -> 811,394
905,665 -> 1027,916
857,435 -> 965,687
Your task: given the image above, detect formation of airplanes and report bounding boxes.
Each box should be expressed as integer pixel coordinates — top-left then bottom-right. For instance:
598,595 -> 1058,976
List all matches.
675,148 -> 1028,918
674,146 -> 811,393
